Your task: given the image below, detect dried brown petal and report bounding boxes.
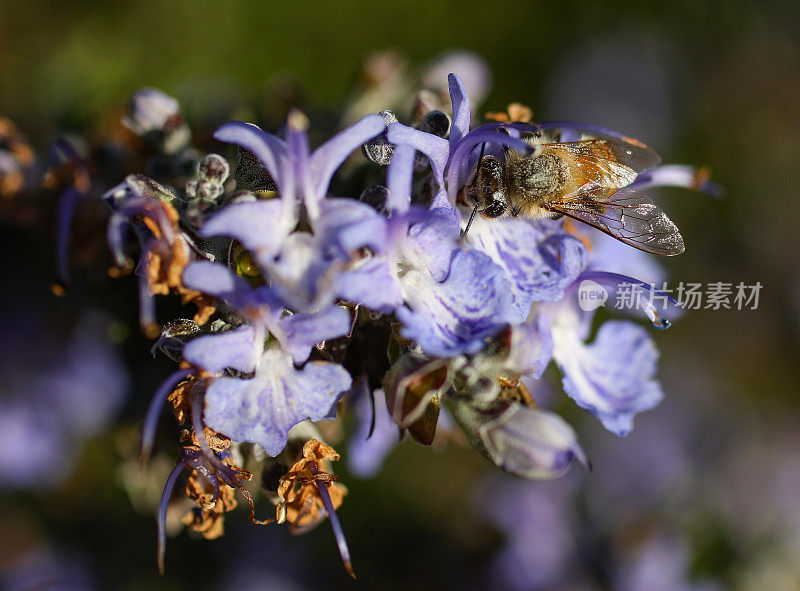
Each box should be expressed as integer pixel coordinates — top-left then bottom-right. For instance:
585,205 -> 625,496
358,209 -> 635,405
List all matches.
275,439 -> 347,529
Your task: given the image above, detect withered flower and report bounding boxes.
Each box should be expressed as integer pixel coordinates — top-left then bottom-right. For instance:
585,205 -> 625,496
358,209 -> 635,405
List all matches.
276,439 -> 355,578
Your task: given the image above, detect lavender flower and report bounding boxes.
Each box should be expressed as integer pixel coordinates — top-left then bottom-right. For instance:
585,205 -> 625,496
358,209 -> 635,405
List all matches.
75,63 -> 715,577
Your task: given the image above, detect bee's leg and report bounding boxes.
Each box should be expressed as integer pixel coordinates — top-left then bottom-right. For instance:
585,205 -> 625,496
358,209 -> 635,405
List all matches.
510,206 -> 521,217
549,211 -> 564,220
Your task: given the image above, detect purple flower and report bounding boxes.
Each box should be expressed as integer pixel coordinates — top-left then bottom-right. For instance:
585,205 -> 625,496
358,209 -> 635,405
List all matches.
212,110 -> 384,225
202,344 -> 352,456
464,215 -> 586,321
396,248 -> 517,358
382,74 -> 589,356
551,312 -> 663,436
193,111 -> 405,320
181,261 -> 351,365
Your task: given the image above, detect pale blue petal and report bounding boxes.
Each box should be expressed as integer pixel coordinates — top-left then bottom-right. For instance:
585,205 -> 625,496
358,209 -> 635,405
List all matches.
213,121 -> 287,191
182,261 -> 252,308
309,114 -> 385,201
467,216 -> 587,321
204,347 -> 352,456
397,249 -> 516,357
279,306 -> 352,364
386,143 -> 415,213
182,326 -> 257,374
335,257 -> 403,313
386,123 -> 449,188
447,73 -> 471,147
315,198 -> 388,255
554,319 -> 663,436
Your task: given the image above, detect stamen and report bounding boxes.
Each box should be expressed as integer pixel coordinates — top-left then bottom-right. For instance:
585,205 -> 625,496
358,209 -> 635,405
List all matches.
138,264 -> 159,338
157,459 -> 187,575
140,368 -> 194,466
577,271 -> 680,330
56,187 -> 81,284
309,461 -> 356,579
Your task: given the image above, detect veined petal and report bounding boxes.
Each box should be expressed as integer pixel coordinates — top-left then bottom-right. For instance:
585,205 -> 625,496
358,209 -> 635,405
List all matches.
397,249 -> 516,358
203,346 -> 352,456
467,216 -> 587,320
401,189 -> 460,282
553,319 -> 663,436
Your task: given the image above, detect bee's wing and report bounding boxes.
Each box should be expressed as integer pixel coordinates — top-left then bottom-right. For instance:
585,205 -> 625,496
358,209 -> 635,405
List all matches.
547,184 -> 685,256
543,139 -> 661,188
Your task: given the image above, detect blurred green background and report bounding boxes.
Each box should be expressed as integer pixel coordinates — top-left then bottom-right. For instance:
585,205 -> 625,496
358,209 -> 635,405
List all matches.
1,0 -> 799,589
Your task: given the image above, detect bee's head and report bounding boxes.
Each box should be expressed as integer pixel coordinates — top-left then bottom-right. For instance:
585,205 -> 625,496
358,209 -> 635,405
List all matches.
465,154 -> 507,218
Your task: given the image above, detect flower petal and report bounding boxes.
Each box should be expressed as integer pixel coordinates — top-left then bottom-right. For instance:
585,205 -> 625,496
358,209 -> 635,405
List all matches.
182,326 -> 258,374
553,319 -> 663,436
447,73 -> 471,147
309,114 -> 385,202
204,346 -> 352,456
386,143 -> 416,213
386,123 -> 449,188
467,216 -> 587,320
315,198 -> 388,255
397,249 -> 516,357
200,200 -> 294,264
335,257 -> 403,313
182,261 -> 256,309
279,306 -> 352,364
213,121 -> 287,192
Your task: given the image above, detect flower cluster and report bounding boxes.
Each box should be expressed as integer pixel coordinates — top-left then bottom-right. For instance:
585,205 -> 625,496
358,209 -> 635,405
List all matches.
69,69 -> 716,575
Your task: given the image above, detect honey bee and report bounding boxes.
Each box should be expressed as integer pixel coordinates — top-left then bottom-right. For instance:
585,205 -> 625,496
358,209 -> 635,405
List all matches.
463,132 -> 685,256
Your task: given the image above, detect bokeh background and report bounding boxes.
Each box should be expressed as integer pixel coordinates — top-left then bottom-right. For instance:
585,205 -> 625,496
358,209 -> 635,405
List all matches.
1,1 -> 799,589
